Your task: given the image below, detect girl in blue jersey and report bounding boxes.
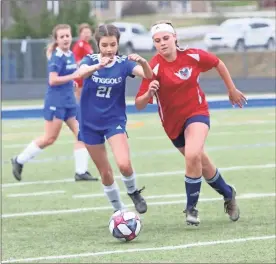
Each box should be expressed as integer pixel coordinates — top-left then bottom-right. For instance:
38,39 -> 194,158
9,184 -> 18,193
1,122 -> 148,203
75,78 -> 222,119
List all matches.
76,24 -> 153,214
11,24 -> 98,182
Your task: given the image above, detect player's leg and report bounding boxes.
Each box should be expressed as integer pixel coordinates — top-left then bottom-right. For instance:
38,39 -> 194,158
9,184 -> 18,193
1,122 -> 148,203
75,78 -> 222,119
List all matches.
201,152 -> 240,221
106,127 -> 147,214
83,131 -> 125,212
176,126 -> 240,222
11,108 -> 64,181
171,115 -> 210,225
183,119 -> 208,226
65,108 -> 98,181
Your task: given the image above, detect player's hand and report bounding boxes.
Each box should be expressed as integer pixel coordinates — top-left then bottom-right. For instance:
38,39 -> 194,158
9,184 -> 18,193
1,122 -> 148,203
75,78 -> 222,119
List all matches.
228,88 -> 247,108
73,81 -> 78,89
147,80 -> 159,97
98,57 -> 113,68
128,53 -> 146,64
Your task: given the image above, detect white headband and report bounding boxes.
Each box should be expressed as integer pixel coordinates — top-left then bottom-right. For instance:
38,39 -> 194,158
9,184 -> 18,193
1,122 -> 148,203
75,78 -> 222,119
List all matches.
151,23 -> 175,37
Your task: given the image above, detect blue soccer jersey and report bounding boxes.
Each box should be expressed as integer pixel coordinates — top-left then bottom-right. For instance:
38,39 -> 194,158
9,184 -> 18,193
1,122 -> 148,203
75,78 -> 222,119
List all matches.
45,47 -> 77,108
79,54 -> 137,131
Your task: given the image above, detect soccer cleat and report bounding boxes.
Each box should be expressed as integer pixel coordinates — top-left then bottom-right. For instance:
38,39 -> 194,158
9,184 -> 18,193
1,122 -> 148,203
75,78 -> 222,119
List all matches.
224,185 -> 240,222
11,157 -> 23,181
128,186 -> 147,214
75,171 -> 99,181
184,207 -> 200,226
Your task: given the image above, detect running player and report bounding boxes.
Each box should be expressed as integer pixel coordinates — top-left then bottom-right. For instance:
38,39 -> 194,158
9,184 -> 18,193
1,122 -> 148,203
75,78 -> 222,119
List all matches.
72,23 -> 94,101
76,24 -> 153,214
11,24 -> 98,182
135,21 -> 247,225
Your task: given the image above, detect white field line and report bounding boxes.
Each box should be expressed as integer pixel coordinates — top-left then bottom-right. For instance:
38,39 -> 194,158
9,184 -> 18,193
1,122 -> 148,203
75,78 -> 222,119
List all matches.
2,193 -> 275,219
2,118 -> 275,133
2,120 -> 276,140
2,235 -> 275,263
7,190 -> 65,198
5,191 -> 192,200
136,129 -> 275,140
2,143 -> 275,166
3,129 -> 275,148
2,163 -> 275,188
2,119 -> 140,132
72,193 -> 192,199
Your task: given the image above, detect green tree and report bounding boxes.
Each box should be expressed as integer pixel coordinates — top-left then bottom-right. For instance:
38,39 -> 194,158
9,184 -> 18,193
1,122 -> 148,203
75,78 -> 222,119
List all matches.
3,0 -> 36,38
3,0 -> 97,39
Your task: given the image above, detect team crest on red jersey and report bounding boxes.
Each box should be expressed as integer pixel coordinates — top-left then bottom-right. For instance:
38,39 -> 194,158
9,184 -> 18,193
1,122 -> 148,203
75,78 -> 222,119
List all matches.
174,67 -> 192,80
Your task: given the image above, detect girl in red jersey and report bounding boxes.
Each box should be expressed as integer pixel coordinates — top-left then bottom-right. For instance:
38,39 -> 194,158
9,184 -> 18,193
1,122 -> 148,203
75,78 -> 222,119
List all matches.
135,21 -> 247,226
72,23 -> 94,101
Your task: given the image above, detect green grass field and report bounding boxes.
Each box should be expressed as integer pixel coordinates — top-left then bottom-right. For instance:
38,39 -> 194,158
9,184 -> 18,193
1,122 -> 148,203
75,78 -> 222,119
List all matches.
2,108 -> 276,263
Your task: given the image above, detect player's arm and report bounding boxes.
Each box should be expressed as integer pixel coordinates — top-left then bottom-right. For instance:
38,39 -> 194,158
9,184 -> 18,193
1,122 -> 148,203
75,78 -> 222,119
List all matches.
48,56 -> 78,86
215,60 -> 247,107
77,56 -> 112,78
128,54 -> 153,79
49,72 -> 78,86
197,49 -> 247,108
135,79 -> 159,110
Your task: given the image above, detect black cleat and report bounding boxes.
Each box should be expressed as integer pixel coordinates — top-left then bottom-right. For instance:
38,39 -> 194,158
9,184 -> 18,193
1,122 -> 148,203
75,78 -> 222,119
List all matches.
75,171 -> 99,181
184,207 -> 200,226
11,157 -> 23,181
128,186 -> 147,214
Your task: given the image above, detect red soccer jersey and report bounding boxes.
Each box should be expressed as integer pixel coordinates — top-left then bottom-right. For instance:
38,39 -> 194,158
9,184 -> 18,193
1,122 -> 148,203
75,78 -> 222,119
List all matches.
72,40 -> 93,87
136,48 -> 219,140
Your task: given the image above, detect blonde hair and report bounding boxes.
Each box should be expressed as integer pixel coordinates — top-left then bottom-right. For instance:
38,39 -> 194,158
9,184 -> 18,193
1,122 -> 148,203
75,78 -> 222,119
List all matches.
46,24 -> 71,60
78,23 -> 92,35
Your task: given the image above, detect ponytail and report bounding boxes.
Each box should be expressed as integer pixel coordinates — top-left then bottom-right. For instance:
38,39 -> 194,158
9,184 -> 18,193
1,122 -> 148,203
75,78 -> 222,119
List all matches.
46,42 -> 58,60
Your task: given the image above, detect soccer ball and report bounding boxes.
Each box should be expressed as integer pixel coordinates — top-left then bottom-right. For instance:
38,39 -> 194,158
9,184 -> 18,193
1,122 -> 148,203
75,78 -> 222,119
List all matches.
109,210 -> 142,242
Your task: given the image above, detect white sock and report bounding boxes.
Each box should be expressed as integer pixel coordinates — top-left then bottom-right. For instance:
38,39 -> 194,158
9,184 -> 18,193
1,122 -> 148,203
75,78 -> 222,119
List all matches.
74,148 -> 89,174
103,182 -> 125,211
17,141 -> 43,164
121,173 -> 137,194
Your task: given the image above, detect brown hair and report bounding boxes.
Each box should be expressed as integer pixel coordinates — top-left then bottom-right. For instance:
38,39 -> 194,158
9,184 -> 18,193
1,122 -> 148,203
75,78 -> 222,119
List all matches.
78,23 -> 92,35
151,20 -> 179,47
94,24 -> 120,54
46,24 -> 71,60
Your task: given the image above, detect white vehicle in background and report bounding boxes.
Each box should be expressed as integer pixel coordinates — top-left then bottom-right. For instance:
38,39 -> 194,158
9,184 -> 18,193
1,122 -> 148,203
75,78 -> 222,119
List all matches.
112,22 -> 155,54
204,18 -> 275,51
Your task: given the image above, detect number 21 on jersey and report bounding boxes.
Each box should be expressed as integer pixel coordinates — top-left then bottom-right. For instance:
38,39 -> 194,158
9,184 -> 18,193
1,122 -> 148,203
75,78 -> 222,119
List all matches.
96,86 -> 112,98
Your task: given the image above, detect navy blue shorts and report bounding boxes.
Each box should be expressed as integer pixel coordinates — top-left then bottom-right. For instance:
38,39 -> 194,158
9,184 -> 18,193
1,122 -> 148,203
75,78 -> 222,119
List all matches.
43,106 -> 77,121
171,115 -> 210,148
78,123 -> 127,145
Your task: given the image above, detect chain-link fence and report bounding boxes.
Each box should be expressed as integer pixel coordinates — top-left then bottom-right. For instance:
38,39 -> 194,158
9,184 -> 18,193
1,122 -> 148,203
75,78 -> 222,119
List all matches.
1,38 -> 98,82
2,38 -> 275,83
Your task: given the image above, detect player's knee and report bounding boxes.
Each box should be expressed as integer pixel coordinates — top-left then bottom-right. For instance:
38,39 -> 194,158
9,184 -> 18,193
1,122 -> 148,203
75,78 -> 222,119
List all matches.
99,168 -> 113,184
185,151 -> 202,167
44,135 -> 58,146
117,161 -> 132,176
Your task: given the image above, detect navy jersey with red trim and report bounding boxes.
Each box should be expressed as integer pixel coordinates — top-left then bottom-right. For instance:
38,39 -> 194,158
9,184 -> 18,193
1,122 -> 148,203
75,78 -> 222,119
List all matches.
136,48 -> 219,139
79,54 -> 137,130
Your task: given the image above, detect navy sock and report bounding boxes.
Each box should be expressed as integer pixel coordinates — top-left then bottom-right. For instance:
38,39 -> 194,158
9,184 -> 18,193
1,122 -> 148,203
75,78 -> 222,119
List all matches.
206,169 -> 232,199
185,175 -> 202,210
